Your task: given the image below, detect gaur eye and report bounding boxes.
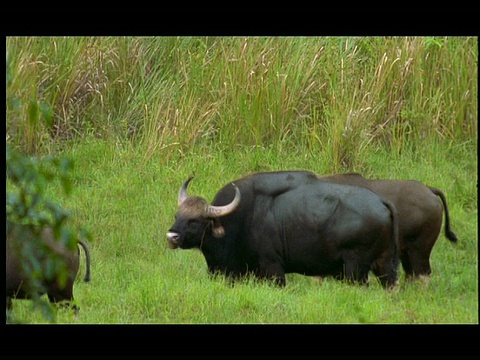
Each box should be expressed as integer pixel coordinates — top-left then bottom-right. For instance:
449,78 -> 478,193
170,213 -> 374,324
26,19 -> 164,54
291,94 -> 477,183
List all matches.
187,219 -> 201,226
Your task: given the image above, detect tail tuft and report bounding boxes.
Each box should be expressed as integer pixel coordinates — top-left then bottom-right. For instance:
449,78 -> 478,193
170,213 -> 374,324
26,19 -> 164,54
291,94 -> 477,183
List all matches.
446,229 -> 458,243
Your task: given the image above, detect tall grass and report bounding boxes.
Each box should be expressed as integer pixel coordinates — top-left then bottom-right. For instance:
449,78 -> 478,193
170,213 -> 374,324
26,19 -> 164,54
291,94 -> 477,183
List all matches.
6,37 -> 477,167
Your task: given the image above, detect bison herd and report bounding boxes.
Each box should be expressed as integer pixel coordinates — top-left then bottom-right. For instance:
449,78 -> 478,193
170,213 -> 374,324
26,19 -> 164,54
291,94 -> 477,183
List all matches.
6,170 -> 457,314
167,171 -> 457,290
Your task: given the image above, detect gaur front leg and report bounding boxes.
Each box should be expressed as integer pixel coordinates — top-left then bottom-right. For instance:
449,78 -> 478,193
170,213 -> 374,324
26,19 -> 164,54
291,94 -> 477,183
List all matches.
257,261 -> 286,287
344,261 -> 370,285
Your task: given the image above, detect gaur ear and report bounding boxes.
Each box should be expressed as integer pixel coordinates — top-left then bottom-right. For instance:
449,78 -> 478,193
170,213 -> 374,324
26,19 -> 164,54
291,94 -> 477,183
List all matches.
212,219 -> 225,238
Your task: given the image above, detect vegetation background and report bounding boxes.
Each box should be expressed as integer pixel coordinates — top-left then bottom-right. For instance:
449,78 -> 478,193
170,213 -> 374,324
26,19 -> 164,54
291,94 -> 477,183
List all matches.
6,36 -> 478,324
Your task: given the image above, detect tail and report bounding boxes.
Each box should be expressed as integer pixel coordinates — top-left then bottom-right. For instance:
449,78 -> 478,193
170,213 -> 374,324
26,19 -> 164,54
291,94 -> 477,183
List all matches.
428,186 -> 458,243
382,198 -> 400,270
77,240 -> 91,282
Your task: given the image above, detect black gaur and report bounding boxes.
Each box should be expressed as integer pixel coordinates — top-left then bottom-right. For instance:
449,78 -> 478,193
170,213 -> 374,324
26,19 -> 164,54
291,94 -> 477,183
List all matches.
167,171 -> 399,289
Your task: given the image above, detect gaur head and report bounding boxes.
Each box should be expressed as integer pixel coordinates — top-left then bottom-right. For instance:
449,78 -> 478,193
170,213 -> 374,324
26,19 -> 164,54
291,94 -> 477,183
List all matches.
166,177 -> 241,249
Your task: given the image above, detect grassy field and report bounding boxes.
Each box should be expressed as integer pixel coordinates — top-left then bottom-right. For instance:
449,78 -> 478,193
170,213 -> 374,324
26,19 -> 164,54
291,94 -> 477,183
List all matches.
7,139 -> 477,324
6,36 -> 478,324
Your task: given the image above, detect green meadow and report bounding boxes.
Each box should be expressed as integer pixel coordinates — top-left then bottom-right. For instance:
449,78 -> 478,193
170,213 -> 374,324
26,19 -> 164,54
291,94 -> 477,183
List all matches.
6,36 -> 477,323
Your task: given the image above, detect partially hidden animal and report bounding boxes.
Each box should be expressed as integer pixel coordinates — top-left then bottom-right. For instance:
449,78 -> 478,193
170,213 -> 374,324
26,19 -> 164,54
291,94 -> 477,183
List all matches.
167,171 -> 400,289
6,221 -> 91,311
318,172 -> 457,279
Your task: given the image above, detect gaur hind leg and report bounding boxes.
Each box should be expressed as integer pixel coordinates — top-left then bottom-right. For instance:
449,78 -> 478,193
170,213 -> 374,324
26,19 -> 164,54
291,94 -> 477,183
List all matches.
371,250 -> 399,290
406,214 -> 442,280
6,297 -> 13,311
400,249 -> 415,280
406,233 -> 437,280
46,280 -> 78,312
407,248 -> 433,279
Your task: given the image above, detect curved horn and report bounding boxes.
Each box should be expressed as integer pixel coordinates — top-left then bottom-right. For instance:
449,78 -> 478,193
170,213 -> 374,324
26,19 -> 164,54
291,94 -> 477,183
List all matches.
178,176 -> 194,206
206,183 -> 241,218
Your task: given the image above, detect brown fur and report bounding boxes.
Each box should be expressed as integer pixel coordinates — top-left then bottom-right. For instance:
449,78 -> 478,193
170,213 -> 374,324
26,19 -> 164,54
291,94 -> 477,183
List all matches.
178,196 -> 209,218
319,173 -> 457,278
6,222 -> 91,311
